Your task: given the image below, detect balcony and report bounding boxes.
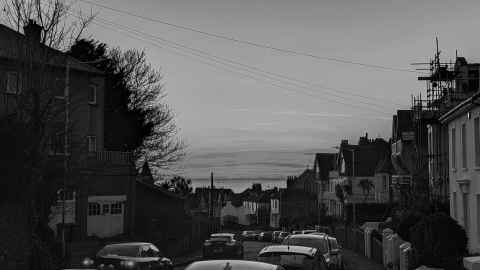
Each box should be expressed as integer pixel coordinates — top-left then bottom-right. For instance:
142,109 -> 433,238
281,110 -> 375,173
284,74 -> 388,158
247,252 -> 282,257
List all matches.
84,150 -> 134,167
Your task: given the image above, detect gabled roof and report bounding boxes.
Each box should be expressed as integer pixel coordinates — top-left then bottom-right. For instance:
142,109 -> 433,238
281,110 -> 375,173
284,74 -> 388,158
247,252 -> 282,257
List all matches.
338,138 -> 390,177
313,153 -> 337,181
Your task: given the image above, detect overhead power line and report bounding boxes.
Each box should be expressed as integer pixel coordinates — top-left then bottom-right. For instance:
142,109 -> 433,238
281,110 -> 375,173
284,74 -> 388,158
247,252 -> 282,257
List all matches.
89,14 -> 404,109
83,14 -> 396,115
77,0 -> 419,74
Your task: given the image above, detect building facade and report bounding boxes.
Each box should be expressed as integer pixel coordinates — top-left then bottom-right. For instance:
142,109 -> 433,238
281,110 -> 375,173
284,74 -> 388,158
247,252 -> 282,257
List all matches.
440,91 -> 480,253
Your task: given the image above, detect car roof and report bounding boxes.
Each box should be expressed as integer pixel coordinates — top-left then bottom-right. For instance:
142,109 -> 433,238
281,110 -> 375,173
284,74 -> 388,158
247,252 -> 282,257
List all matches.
259,245 -> 317,257
186,260 -> 278,270
211,233 -> 235,237
104,242 -> 152,247
287,234 -> 327,240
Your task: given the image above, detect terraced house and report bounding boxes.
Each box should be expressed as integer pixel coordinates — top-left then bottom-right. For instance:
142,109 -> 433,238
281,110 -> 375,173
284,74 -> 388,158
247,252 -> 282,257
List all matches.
0,20 -> 136,243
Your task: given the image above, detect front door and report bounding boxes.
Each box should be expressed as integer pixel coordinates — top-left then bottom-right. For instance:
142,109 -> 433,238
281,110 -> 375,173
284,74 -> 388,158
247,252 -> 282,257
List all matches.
87,195 -> 126,238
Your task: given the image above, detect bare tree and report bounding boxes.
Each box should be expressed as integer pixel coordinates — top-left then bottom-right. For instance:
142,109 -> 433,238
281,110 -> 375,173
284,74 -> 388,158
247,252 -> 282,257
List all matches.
0,1 -> 94,269
107,48 -> 185,172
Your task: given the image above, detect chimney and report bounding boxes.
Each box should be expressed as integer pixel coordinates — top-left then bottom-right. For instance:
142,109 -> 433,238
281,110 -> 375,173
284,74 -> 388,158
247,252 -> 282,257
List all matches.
24,19 -> 42,45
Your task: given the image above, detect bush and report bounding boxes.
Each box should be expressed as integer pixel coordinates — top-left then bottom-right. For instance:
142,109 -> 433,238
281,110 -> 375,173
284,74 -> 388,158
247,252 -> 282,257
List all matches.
410,212 -> 467,269
395,211 -> 421,242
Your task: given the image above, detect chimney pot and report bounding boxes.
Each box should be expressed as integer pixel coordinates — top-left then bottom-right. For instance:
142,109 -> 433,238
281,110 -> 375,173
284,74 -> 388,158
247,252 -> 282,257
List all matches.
24,19 -> 42,45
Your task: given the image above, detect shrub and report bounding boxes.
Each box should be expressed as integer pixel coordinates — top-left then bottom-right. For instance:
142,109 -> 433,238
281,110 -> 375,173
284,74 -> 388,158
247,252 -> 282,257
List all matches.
410,212 -> 467,269
395,211 -> 421,242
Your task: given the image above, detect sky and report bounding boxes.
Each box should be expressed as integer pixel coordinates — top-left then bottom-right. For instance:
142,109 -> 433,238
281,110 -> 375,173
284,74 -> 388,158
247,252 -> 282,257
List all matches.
67,0 -> 480,178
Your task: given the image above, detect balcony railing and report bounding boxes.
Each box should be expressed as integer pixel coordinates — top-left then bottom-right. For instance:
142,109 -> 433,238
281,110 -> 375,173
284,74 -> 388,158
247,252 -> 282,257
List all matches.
89,150 -> 134,164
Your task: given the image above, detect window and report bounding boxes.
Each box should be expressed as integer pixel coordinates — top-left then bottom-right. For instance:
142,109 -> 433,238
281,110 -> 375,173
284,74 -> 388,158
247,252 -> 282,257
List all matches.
452,128 -> 456,169
469,70 -> 479,92
102,204 -> 110,215
88,85 -> 97,104
87,135 -> 97,152
111,202 -> 122,214
462,124 -> 467,169
54,78 -> 65,98
477,195 -> 480,241
6,71 -> 21,94
88,202 -> 100,216
453,192 -> 457,218
382,175 -> 388,192
49,130 -> 65,155
475,117 -> 480,167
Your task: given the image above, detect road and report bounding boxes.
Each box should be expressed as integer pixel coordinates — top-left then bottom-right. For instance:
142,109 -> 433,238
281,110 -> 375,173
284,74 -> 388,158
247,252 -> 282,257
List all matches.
174,241 -> 274,270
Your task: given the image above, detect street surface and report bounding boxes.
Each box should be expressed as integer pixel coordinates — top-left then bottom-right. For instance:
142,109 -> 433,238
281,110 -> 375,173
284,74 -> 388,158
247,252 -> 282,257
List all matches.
174,241 -> 273,270
173,240 -> 385,270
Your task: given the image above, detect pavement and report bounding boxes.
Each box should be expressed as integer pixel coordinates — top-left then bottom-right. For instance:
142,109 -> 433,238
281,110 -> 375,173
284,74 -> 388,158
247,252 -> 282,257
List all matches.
342,249 -> 384,270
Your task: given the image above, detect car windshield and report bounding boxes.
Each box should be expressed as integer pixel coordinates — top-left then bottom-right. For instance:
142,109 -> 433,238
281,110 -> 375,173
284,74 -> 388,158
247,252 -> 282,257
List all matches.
97,245 -> 140,257
258,252 -> 314,270
284,238 -> 328,253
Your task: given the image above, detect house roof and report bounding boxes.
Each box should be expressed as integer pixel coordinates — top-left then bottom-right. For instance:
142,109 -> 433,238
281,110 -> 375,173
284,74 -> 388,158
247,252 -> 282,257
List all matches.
313,153 -> 337,181
0,22 -> 102,75
338,138 -> 390,177
136,179 -> 185,200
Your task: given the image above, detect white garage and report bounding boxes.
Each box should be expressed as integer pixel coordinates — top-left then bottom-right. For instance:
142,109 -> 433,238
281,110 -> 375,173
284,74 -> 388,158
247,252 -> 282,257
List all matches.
87,195 -> 126,238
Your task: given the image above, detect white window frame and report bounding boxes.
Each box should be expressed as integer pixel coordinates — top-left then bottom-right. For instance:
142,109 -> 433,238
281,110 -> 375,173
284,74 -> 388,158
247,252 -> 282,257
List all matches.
49,130 -> 65,156
6,71 -> 21,94
88,85 -> 97,105
87,135 -> 97,152
88,202 -> 101,216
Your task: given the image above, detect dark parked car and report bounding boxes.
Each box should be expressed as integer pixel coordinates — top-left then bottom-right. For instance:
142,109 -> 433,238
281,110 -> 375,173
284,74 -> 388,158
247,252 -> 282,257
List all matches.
258,245 -> 328,270
185,260 -> 283,270
259,231 -> 274,242
241,230 -> 258,240
203,233 -> 244,259
81,242 -> 173,270
282,234 -> 344,270
276,232 -> 290,243
272,231 -> 282,242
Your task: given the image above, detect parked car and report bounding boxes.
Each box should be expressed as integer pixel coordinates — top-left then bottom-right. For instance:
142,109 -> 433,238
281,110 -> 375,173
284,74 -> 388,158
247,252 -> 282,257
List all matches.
185,260 -> 283,270
276,232 -> 290,243
81,242 -> 173,270
241,230 -> 257,240
282,234 -> 344,270
259,231 -> 274,242
258,245 -> 328,270
272,231 -> 282,242
326,236 -> 344,270
203,233 -> 244,259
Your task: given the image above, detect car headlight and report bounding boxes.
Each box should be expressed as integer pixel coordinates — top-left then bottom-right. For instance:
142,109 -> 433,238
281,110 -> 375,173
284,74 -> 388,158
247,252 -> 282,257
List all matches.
82,257 -> 94,266
119,260 -> 136,268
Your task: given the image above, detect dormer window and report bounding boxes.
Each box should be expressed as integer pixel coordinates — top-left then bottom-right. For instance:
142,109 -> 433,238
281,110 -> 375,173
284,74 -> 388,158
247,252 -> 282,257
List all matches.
88,85 -> 97,105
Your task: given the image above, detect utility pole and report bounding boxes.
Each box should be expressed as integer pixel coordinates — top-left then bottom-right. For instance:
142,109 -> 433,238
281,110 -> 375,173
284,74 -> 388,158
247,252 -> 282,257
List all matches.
209,172 -> 214,231
351,149 -> 356,226
61,59 -> 70,259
